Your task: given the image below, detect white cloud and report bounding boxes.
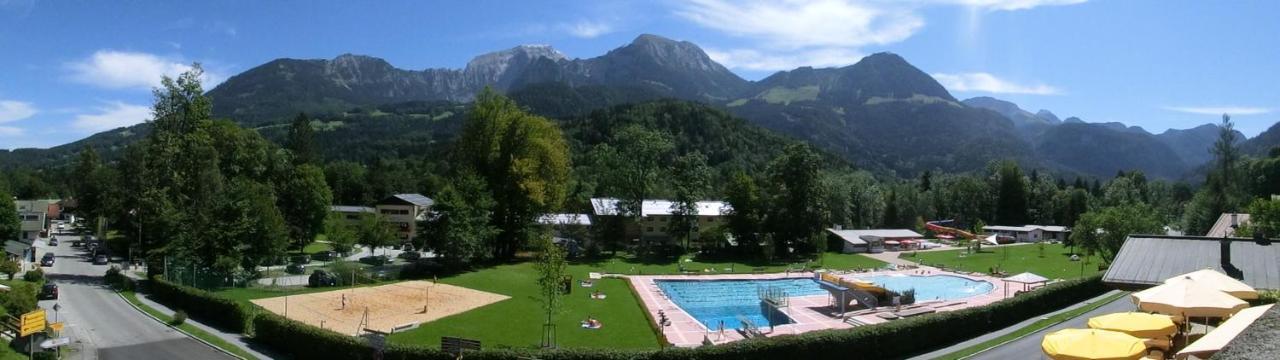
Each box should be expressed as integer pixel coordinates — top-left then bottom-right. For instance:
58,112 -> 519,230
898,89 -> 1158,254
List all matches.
67,50 -> 222,90
936,0 -> 1088,11
932,72 -> 1060,95
0,100 -> 37,123
677,0 -> 923,50
705,47 -> 864,71
672,0 -> 1085,71
72,101 -> 152,133
0,126 -> 24,137
562,20 -> 614,39
1162,106 -> 1272,116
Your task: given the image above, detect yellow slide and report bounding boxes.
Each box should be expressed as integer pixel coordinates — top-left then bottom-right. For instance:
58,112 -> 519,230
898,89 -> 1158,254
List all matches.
820,274 -> 888,296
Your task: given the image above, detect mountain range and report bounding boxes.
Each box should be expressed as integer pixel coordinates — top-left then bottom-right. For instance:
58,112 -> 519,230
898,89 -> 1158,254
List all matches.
5,34 -> 1279,180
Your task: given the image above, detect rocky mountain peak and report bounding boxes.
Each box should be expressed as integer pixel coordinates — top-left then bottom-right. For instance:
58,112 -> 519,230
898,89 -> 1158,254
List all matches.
613,34 -> 723,72
1035,109 -> 1061,124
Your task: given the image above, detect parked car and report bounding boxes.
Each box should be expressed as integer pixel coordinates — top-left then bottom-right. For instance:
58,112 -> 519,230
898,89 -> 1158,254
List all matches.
48,237 -> 58,246
285,263 -> 306,275
39,284 -> 58,300
40,253 -> 55,267
93,254 -> 109,265
310,250 -> 337,262
308,270 -> 337,287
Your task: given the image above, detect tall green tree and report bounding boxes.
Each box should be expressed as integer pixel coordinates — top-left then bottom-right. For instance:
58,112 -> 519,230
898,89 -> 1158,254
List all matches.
1070,203 -> 1163,261
669,152 -> 711,250
219,180 -> 289,272
457,89 -> 571,259
356,212 -> 399,256
534,235 -> 567,348
323,213 -> 359,255
286,112 -> 318,165
0,178 -> 18,241
423,173 -> 496,267
725,172 -> 763,257
598,125 -> 675,219
275,164 -> 333,251
765,144 -> 828,256
324,161 -> 370,205
1237,198 -> 1280,238
1184,115 -> 1247,234
993,161 -> 1029,225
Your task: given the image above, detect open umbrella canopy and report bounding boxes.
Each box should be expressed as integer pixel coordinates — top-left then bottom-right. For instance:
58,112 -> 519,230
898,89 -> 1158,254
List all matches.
1042,329 -> 1147,360
1087,312 -> 1177,339
1163,269 -> 1258,300
1131,281 -> 1248,318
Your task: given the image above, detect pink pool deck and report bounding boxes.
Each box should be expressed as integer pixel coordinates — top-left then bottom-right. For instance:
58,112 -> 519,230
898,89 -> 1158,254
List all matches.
626,268 -> 1010,348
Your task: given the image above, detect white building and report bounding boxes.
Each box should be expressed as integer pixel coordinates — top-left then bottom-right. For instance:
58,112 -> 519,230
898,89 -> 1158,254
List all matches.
374,194 -> 434,244
826,228 -> 923,253
589,198 -> 729,243
982,225 -> 1070,243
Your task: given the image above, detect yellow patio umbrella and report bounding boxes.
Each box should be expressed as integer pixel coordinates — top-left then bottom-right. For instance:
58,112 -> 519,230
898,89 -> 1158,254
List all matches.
1131,281 -> 1248,318
1087,312 -> 1177,339
1042,329 -> 1147,360
1163,269 -> 1258,300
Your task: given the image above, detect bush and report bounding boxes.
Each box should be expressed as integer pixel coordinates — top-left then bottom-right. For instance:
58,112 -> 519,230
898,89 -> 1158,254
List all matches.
358,255 -> 388,266
398,260 -> 446,280
171,310 -> 188,325
900,289 -> 917,305
330,261 -> 372,286
104,266 -> 123,285
23,268 -> 45,283
308,270 -> 337,287
148,277 -> 255,333
2,282 -> 37,316
398,251 -> 422,261
252,312 -> 406,360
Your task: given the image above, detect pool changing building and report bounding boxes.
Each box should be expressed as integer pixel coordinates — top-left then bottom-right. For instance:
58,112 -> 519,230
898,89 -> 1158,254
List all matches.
826,228 -> 924,253
981,225 -> 1070,243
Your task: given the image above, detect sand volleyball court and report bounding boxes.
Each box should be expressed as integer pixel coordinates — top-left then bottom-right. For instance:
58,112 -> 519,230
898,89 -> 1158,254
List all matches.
252,280 -> 509,335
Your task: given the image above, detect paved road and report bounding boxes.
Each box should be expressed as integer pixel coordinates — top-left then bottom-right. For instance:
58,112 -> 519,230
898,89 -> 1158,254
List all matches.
37,231 -> 230,360
969,295 -> 1135,360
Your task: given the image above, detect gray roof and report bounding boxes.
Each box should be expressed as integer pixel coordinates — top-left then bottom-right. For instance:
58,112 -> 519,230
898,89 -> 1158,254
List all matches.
378,194 -> 434,208
1207,213 -> 1251,237
589,198 -> 730,217
827,228 -> 923,245
329,205 -> 375,213
1104,235 -> 1280,290
3,241 -> 31,257
1213,305 -> 1280,360
537,214 -> 592,226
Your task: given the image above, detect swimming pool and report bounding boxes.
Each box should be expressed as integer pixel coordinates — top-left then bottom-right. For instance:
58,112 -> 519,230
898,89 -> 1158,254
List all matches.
656,278 -> 825,330
852,274 -> 994,301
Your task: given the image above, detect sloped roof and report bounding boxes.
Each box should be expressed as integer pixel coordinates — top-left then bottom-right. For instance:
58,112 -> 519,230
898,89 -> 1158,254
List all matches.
589,198 -> 729,217
3,241 -> 31,257
537,214 -> 592,226
377,193 -> 434,208
1104,235 -> 1280,290
330,205 -> 375,213
827,228 -> 923,245
1207,213 -> 1251,237
1004,272 -> 1050,284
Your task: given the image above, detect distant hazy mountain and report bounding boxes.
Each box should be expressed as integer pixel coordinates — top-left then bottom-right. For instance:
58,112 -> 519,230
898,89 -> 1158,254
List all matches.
207,34 -> 746,125
12,33 -> 1277,181
1242,121 -> 1280,156
1156,124 -> 1245,166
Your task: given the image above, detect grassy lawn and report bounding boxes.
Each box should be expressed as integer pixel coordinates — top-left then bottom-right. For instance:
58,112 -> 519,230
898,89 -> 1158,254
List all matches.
302,241 -> 333,254
902,243 -> 1103,280
578,252 -> 887,275
222,252 -> 885,350
387,261 -> 660,350
120,291 -> 260,360
934,291 -> 1127,360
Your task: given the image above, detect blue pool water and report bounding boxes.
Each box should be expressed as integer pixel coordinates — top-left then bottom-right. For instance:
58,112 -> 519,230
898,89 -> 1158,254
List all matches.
852,274 -> 994,301
656,275 -> 994,330
656,278 -> 825,330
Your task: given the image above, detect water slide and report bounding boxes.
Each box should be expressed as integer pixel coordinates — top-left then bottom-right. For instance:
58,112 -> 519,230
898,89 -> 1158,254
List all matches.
814,273 -> 883,310
925,220 -> 978,240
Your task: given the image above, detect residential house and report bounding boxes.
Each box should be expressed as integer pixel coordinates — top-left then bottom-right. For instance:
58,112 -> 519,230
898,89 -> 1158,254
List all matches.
1206,213 -> 1251,238
589,198 -> 729,246
982,225 -> 1070,243
374,194 -> 434,245
1104,235 -> 1278,291
826,228 -> 923,253
3,240 -> 34,270
13,199 -> 53,240
329,205 -> 376,226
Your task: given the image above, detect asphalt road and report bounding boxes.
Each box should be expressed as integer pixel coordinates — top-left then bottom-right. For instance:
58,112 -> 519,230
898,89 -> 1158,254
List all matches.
36,230 -> 230,360
969,295 -> 1135,360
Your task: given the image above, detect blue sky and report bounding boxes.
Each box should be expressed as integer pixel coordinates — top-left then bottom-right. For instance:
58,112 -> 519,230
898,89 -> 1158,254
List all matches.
2,0 -> 1278,149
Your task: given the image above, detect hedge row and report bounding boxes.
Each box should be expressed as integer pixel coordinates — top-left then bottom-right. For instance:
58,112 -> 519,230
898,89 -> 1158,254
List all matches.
148,277 -> 256,333
148,274 -> 1106,360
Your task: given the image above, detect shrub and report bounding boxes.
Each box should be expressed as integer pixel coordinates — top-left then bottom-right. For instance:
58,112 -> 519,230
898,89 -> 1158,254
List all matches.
2,282 -> 37,315
398,251 -> 422,261
308,270 -> 337,287
171,310 -> 188,325
104,266 -> 123,286
900,288 -> 917,305
23,268 -> 45,283
148,277 -> 254,333
330,261 -> 372,286
398,260 -> 446,280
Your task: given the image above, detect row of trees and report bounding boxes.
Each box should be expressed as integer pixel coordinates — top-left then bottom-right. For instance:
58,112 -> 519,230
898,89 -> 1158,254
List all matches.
70,67 -> 333,277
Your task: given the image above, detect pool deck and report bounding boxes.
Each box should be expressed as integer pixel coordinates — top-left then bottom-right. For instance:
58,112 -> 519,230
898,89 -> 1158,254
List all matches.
627,267 -> 1010,348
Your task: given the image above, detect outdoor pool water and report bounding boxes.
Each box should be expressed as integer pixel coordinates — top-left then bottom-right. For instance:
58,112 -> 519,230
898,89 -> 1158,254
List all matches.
852,274 -> 994,301
656,278 -> 825,330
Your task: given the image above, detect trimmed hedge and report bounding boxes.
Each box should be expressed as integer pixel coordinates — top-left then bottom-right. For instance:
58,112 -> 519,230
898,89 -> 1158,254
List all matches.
254,275 -> 1107,360
148,277 -> 256,333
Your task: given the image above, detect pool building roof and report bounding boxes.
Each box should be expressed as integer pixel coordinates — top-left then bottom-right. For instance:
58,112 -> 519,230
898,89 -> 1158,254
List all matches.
826,229 -> 923,245
1103,235 -> 1279,290
590,198 -> 730,217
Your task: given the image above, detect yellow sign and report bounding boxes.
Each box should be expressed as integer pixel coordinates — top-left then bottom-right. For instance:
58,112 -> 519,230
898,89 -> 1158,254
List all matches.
49,322 -> 63,333
19,309 -> 45,337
